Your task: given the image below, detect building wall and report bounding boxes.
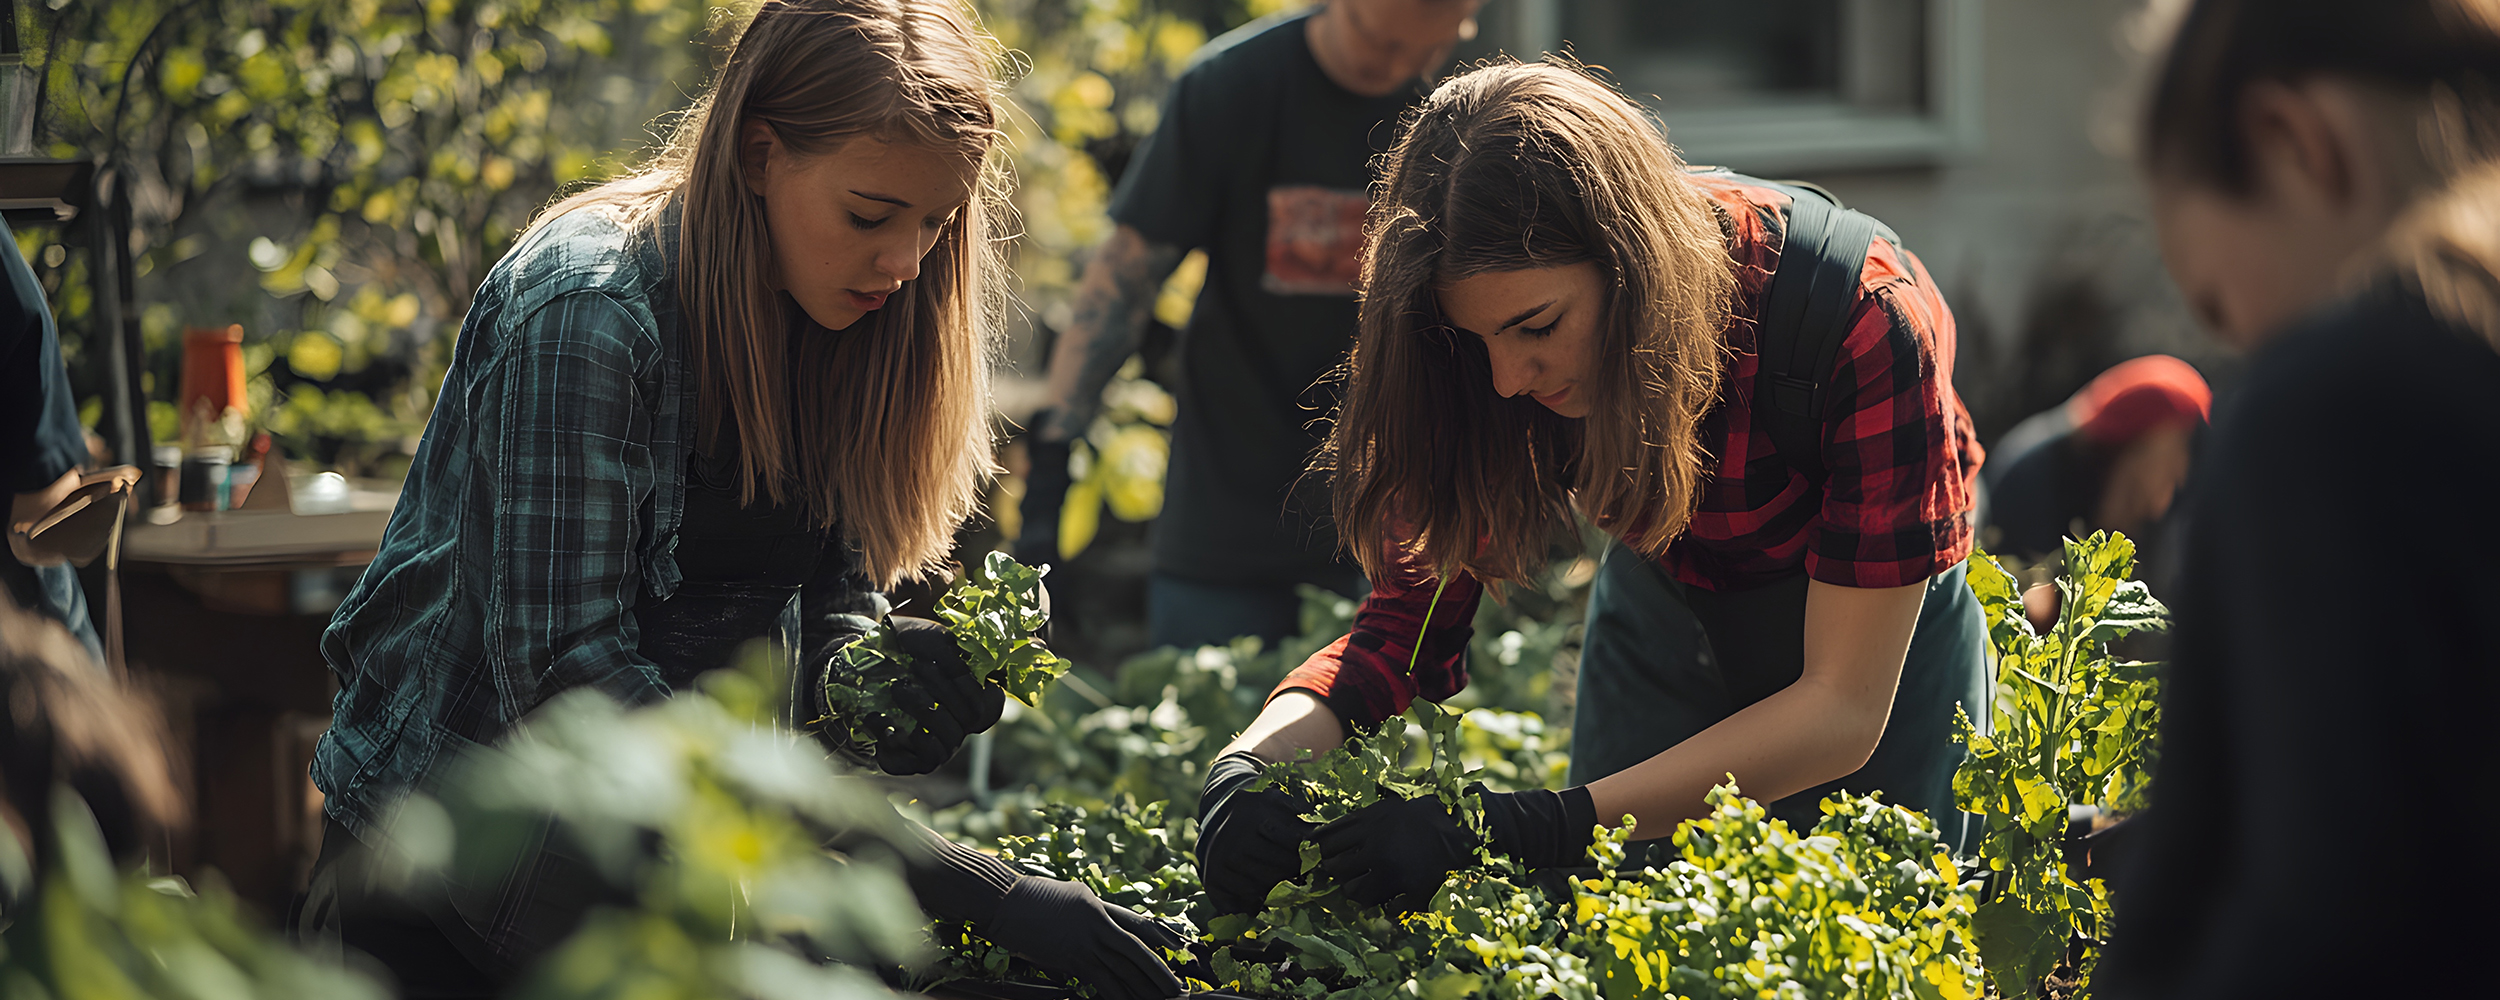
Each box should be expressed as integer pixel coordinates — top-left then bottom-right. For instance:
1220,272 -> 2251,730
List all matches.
1804,0 -> 2220,440
1481,0 -> 2222,441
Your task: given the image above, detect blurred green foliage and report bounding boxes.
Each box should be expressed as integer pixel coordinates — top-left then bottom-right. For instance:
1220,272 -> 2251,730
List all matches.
15,0 -> 1284,474
977,0 -> 1289,321
0,788 -> 388,999
393,646 -> 931,1000
21,0 -> 721,471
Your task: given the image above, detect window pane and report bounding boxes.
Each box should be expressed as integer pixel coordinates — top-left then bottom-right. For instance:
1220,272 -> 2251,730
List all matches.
1556,0 -> 1933,115
1564,0 -> 1845,109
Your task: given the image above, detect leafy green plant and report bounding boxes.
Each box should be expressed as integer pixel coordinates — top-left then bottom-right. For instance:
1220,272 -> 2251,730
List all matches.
1192,707 -> 1981,1000
0,792 -> 387,999
1954,532 -> 2167,997
390,646 -> 931,1000
922,796 -> 1209,990
826,551 -> 1074,763
27,0 -> 717,473
1558,789 -> 1984,1000
919,571 -> 1992,1000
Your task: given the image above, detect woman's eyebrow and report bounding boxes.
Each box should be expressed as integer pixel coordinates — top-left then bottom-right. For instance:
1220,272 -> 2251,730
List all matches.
850,190 -> 912,208
1496,300 -> 1556,331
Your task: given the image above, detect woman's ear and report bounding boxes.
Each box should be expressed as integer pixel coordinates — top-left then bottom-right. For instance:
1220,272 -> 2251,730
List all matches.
2239,79 -> 2393,219
740,119 -> 781,196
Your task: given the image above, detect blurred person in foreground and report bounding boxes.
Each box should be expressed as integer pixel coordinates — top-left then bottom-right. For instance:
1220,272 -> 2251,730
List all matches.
0,587 -> 183,913
1017,0 -> 1481,649
2100,0 -> 2500,995
303,2 -> 1179,997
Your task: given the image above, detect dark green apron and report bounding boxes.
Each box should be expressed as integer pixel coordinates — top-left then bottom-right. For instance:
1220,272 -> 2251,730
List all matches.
1565,542 -> 1988,854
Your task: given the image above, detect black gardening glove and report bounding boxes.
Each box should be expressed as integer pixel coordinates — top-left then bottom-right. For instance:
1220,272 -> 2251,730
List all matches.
1014,424 -> 1073,569
987,878 -> 1186,1000
1312,783 -> 1598,912
1195,750 -> 1319,915
872,615 -> 1006,775
903,827 -> 1184,1000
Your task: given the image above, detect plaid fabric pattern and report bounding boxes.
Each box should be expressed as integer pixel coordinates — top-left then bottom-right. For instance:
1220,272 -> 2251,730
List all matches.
313,205 -> 698,841
1673,174 -> 1982,592
1277,176 -> 1981,729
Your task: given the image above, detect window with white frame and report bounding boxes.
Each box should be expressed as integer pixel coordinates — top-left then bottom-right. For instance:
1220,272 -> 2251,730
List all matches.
1503,0 -> 1982,173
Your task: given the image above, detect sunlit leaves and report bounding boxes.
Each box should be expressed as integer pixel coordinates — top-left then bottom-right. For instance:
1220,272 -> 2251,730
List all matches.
1953,532 -> 2168,996
39,0 -> 715,469
1193,714 -> 1983,1000
1057,357 -> 1176,557
825,552 -> 1075,760
943,550 -> 1077,705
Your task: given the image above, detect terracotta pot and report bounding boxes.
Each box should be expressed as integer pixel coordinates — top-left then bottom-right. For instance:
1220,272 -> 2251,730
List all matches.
178,324 -> 247,429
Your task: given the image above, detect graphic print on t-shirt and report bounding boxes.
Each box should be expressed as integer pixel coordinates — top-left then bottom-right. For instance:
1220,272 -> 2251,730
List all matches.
1263,185 -> 1368,296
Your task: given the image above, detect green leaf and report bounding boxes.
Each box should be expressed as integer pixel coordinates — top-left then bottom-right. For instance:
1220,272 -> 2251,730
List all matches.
1972,897 -> 2065,999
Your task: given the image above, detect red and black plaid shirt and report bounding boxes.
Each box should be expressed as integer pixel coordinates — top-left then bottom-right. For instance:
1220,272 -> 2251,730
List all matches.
1277,175 -> 1984,729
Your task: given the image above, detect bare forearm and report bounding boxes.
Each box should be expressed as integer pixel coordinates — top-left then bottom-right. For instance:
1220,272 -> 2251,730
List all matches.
1220,690 -> 1346,763
1041,226 -> 1185,441
1584,676 -> 1893,837
1584,579 -> 1927,839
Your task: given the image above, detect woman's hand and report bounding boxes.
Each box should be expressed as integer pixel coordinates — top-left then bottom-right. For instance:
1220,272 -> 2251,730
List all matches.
1195,750 -> 1319,914
899,823 -> 1181,1000
983,878 -> 1186,1000
1312,783 -> 1598,912
1311,792 -> 1475,912
872,616 -> 1006,774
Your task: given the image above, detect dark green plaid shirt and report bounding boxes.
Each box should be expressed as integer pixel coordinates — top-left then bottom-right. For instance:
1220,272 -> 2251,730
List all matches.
312,202 -> 878,840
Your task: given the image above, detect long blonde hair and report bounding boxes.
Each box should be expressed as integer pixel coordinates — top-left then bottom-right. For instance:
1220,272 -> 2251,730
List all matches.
535,0 -> 1012,587
1320,59 -> 1737,586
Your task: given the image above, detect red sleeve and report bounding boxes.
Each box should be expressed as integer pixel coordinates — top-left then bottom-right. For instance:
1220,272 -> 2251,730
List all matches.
1804,241 -> 1983,588
1271,543 -> 1480,731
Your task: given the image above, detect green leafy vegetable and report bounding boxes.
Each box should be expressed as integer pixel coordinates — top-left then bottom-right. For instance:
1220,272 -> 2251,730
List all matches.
941,551 -> 1075,706
825,551 -> 1074,762
975,703 -> 1986,1000
1954,532 -> 2168,997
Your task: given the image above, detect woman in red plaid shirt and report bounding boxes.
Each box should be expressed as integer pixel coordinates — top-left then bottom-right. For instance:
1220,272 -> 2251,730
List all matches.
1194,59 -> 1989,912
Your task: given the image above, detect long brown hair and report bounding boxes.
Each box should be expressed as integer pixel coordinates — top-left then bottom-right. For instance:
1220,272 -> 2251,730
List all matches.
534,0 -> 1011,586
1320,59 -> 1736,586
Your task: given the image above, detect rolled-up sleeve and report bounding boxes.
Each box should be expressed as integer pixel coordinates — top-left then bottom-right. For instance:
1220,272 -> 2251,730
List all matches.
481,291 -> 671,714
1273,543 -> 1480,730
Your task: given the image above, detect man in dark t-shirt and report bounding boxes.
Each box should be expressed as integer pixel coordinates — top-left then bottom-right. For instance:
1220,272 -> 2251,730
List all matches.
1022,0 -> 1480,649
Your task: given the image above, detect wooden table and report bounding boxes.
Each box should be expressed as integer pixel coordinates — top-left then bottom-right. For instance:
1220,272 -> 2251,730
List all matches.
110,497 -> 393,920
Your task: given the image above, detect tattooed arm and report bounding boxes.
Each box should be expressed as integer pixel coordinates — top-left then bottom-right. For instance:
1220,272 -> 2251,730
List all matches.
1038,224 -> 1188,442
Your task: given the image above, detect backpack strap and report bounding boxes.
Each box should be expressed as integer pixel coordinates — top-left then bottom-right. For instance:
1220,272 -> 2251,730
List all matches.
1751,183 -> 1885,485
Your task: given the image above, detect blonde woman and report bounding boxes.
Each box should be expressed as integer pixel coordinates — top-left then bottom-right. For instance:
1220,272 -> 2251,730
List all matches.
1194,60 -> 1989,912
305,3 -> 1181,996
